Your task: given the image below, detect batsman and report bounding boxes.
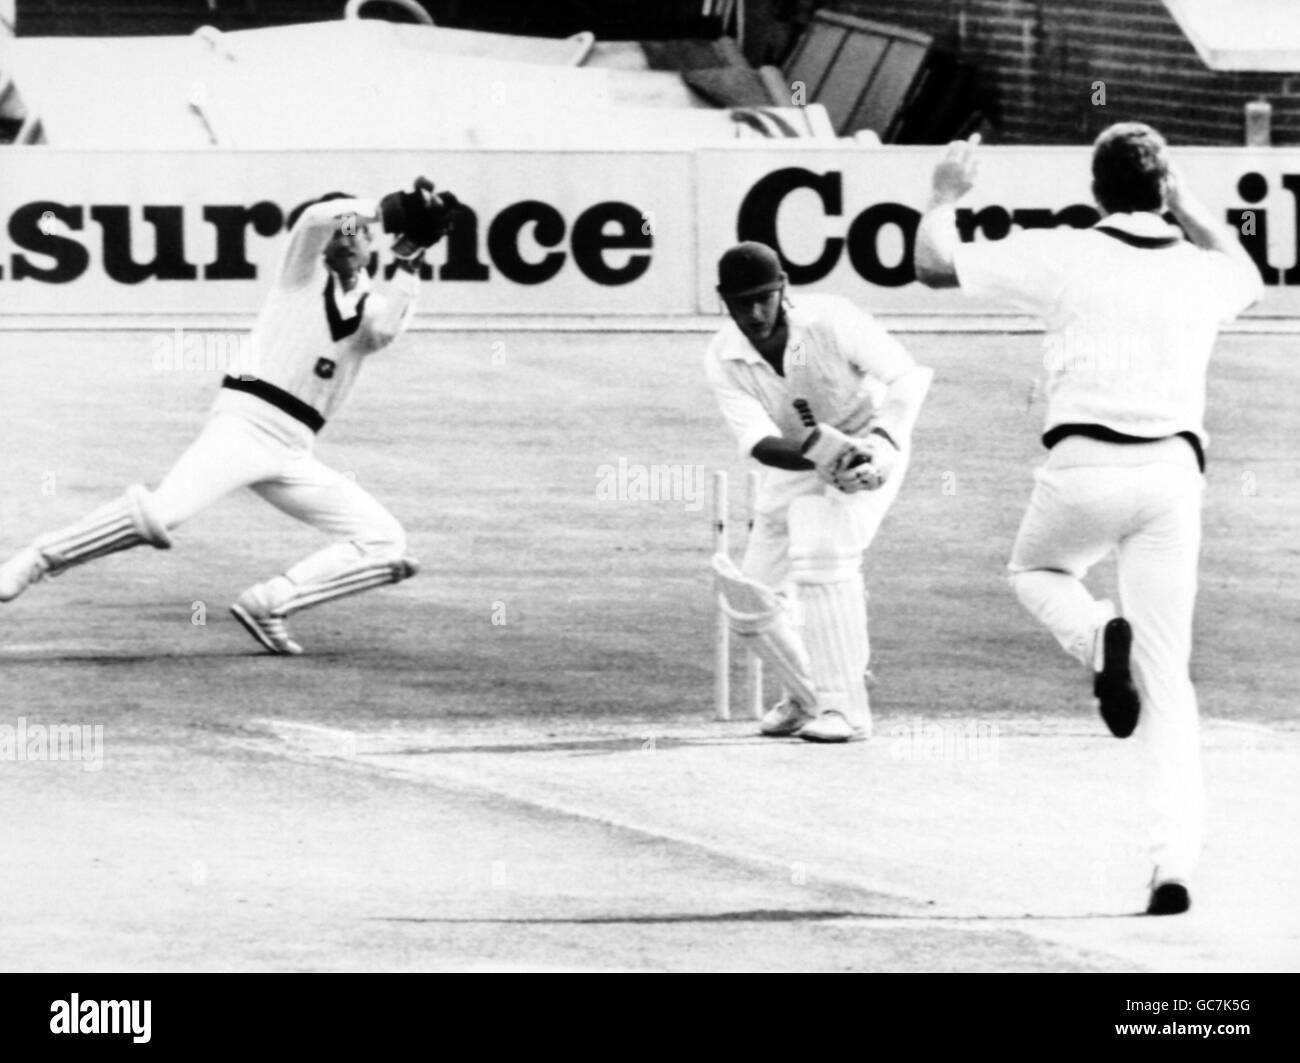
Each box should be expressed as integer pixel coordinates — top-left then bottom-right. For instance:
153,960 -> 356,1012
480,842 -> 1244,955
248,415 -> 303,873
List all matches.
706,242 -> 933,742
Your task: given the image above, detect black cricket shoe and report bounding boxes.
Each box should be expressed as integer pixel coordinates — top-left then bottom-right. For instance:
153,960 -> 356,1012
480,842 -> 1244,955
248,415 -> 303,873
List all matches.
1094,617 -> 1140,738
1147,881 -> 1191,916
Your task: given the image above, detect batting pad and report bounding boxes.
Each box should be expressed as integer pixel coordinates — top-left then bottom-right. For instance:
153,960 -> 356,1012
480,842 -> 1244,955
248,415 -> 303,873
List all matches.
35,485 -> 172,573
789,496 -> 871,732
797,581 -> 871,731
712,554 -> 818,709
280,548 -> 419,615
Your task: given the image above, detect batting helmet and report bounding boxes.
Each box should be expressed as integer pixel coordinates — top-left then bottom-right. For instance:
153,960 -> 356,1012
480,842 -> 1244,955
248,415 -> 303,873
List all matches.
716,241 -> 786,297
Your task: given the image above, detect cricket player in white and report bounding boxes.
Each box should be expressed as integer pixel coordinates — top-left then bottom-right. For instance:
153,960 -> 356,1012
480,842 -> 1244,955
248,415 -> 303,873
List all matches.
708,242 -> 933,743
0,178 -> 464,655
914,124 -> 1264,914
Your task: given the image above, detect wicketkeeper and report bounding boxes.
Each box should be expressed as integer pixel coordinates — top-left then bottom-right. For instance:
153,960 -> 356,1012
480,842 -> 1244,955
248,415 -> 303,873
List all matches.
707,241 -> 933,742
0,177 -> 466,655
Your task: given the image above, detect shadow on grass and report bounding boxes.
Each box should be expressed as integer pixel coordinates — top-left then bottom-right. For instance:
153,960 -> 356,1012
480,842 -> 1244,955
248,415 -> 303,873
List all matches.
371,909 -> 1150,924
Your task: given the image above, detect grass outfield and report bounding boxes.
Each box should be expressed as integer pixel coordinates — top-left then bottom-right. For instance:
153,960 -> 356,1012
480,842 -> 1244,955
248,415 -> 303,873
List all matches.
2,328 -> 1293,730
0,327 -> 1296,973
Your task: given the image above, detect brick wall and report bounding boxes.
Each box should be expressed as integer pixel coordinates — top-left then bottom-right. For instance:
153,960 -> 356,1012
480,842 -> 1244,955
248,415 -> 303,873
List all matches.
828,0 -> 1300,145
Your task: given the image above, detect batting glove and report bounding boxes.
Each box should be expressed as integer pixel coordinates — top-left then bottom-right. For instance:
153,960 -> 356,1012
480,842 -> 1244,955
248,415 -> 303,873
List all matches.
833,430 -> 900,493
801,422 -> 872,483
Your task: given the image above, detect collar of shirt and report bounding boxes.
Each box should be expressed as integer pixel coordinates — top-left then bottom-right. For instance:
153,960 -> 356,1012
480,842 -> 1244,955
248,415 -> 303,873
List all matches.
327,267 -> 372,314
716,299 -> 811,367
1092,211 -> 1182,239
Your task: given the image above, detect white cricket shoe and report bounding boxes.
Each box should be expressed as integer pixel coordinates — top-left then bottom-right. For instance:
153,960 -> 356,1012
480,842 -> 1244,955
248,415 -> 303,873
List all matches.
759,697 -> 816,737
0,546 -> 49,602
797,710 -> 868,744
230,582 -> 303,656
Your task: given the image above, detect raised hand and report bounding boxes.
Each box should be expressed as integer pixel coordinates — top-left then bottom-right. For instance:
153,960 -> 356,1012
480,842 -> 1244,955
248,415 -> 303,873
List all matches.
931,133 -> 981,206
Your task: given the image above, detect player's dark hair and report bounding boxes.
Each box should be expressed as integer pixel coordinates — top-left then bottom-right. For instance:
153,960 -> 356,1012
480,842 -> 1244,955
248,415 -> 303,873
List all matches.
1091,123 -> 1169,214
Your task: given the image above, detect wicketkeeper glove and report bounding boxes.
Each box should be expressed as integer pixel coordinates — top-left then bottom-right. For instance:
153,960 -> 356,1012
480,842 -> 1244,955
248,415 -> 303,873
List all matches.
380,176 -> 467,248
390,234 -> 426,273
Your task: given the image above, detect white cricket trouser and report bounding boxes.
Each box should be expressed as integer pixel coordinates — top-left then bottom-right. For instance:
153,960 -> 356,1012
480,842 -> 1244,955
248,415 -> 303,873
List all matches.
1008,435 -> 1204,883
740,456 -> 909,588
150,393 -> 405,574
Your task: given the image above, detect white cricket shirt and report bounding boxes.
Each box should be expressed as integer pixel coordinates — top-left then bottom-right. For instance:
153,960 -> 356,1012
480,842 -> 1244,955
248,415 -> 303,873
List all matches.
214,196 -> 418,428
953,211 -> 1263,449
704,293 -> 916,459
